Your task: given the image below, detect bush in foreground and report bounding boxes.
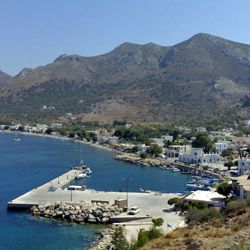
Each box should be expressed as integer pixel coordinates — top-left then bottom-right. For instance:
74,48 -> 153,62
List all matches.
186,207 -> 223,225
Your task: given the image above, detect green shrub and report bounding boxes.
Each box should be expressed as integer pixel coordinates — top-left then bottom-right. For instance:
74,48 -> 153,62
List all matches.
189,201 -> 208,210
226,200 -> 247,215
246,197 -> 250,207
152,218 -> 164,227
186,208 -> 223,225
216,182 -> 231,197
167,197 -> 181,206
113,226 -> 129,250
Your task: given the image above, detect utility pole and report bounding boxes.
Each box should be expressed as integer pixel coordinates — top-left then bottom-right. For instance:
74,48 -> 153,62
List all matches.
122,178 -> 133,207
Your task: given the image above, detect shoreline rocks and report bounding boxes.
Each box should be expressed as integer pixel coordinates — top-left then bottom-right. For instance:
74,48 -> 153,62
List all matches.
31,201 -> 122,224
114,153 -> 165,167
89,228 -> 115,250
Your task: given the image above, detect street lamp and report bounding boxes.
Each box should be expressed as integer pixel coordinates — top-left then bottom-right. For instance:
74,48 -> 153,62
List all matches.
122,178 -> 133,207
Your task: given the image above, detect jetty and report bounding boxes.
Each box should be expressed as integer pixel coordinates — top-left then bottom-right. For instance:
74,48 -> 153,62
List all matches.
7,169 -> 184,237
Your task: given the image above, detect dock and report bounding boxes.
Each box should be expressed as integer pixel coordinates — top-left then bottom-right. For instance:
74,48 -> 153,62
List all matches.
7,169 -> 82,209
7,169 -> 185,236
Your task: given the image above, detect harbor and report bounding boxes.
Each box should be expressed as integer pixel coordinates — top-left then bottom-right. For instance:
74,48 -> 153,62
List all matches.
8,168 -> 184,236
1,132 -> 188,249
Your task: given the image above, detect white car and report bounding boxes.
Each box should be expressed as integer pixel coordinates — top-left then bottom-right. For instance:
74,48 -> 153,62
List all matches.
128,206 -> 140,215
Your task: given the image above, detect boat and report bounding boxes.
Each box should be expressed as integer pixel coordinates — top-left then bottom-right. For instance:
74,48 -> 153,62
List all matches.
186,183 -> 207,190
76,173 -> 87,179
67,185 -> 86,191
172,167 -> 180,172
85,167 -> 92,175
139,188 -> 152,193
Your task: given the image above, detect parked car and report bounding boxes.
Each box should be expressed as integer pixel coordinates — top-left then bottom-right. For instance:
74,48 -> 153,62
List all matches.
128,206 -> 140,215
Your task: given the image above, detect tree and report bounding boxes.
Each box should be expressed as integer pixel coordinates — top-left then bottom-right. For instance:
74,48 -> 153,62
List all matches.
152,218 -> 164,227
216,182 -> 231,197
146,144 -> 163,156
113,226 -> 129,250
45,128 -> 53,134
192,132 -> 213,153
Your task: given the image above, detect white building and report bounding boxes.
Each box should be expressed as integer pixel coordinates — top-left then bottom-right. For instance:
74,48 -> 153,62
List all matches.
150,138 -> 165,147
184,190 -> 226,207
238,158 -> 250,176
165,145 -> 191,158
214,141 -> 229,154
232,175 -> 250,199
179,147 -> 222,165
36,124 -> 48,132
161,135 -> 174,142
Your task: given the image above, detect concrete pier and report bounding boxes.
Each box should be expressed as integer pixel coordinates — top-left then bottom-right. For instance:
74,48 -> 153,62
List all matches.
7,169 -> 185,237
7,169 -> 82,209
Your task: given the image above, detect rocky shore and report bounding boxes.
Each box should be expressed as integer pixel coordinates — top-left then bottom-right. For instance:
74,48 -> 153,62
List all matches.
31,201 -> 122,224
114,153 -> 165,167
89,228 -> 115,250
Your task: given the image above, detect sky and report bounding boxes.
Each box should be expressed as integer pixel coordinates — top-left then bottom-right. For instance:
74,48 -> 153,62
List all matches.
1,0 -> 250,75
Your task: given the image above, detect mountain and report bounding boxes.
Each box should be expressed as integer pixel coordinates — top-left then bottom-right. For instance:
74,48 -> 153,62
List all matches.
0,70 -> 11,87
1,33 -> 250,126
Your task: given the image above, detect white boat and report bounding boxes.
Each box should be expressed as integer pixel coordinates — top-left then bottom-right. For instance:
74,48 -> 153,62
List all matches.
172,167 -> 180,172
139,188 -> 152,193
13,137 -> 21,141
67,185 -> 86,191
186,183 -> 206,190
85,167 -> 92,175
76,173 -> 87,179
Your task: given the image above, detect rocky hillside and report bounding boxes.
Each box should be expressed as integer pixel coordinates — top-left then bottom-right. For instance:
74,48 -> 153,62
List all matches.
0,70 -> 11,86
1,33 -> 250,125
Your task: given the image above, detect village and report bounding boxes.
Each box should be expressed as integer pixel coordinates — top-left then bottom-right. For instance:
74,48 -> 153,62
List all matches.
2,121 -> 250,202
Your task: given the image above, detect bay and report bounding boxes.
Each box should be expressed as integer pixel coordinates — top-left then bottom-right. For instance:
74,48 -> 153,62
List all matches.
0,132 -> 189,250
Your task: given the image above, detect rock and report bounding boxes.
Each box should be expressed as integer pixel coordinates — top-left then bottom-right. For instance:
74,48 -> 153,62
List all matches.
102,217 -> 109,223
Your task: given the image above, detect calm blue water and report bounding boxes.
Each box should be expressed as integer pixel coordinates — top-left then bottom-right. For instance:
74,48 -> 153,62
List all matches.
0,132 -> 189,250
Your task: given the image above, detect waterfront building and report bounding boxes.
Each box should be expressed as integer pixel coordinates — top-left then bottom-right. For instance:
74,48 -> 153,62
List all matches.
238,158 -> 250,176
178,147 -> 222,164
184,190 -> 226,207
165,145 -> 191,158
232,175 -> 250,199
214,141 -> 229,154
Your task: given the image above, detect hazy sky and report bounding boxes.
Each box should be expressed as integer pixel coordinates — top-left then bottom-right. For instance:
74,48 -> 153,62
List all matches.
1,0 -> 250,75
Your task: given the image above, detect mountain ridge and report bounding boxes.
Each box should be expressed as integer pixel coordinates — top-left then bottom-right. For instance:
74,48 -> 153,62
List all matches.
1,33 -> 250,126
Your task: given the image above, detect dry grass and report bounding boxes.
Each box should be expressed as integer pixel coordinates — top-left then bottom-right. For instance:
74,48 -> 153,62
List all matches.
141,211 -> 250,250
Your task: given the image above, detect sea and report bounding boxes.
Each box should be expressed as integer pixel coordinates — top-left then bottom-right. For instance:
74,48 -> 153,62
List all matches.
0,132 -> 189,250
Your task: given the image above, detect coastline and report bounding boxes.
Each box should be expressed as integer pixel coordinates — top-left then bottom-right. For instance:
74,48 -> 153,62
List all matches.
3,130 -> 119,153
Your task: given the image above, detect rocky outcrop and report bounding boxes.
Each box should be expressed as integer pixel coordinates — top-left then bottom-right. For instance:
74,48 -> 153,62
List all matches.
114,153 -> 165,167
89,228 -> 115,250
31,201 -> 122,224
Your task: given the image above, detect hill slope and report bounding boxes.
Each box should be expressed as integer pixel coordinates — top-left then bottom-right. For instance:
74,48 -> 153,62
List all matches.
1,33 -> 250,125
0,70 -> 11,87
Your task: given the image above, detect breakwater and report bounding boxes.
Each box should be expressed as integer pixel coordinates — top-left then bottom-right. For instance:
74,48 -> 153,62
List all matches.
31,201 -> 122,224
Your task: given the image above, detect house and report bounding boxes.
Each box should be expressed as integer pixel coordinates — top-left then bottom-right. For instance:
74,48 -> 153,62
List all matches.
36,124 -> 48,132
232,175 -> 250,199
195,127 -> 207,132
161,135 -> 174,142
150,138 -> 165,147
165,145 -> 191,158
214,141 -> 229,154
238,158 -> 250,176
184,190 -> 226,207
138,144 -> 150,153
179,147 -> 222,164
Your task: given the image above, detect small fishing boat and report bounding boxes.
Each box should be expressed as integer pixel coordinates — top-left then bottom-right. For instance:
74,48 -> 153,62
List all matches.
85,167 -> 92,175
13,137 -> 21,141
186,183 -> 206,190
139,188 -> 152,193
172,167 -> 180,172
76,173 -> 87,179
67,185 -> 86,191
